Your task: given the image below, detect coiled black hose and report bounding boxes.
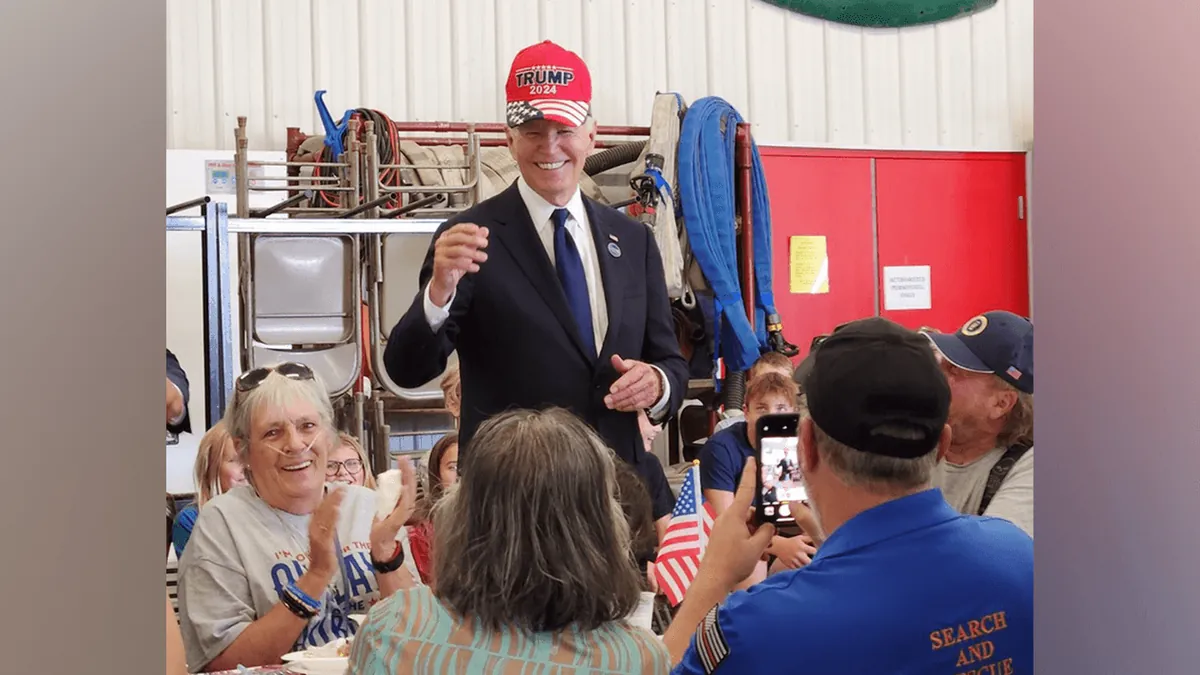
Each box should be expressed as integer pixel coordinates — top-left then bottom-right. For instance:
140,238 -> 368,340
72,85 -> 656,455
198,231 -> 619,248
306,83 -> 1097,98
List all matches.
312,108 -> 404,208
584,141 -> 648,176
723,370 -> 747,412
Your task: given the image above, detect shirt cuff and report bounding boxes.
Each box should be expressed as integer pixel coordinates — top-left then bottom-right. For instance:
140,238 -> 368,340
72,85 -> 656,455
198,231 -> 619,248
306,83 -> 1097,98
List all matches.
423,283 -> 455,331
647,365 -> 671,419
168,382 -> 187,426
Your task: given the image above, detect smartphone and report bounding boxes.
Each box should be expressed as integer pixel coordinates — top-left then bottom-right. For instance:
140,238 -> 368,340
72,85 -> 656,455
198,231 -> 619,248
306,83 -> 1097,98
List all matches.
754,413 -> 805,524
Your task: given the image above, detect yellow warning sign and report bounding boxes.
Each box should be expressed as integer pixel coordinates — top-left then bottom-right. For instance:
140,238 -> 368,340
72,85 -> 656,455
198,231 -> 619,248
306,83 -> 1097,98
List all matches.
789,235 -> 829,294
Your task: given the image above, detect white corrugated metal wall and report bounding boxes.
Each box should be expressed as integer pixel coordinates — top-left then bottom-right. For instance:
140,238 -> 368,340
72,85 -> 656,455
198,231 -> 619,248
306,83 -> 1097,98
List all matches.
167,0 -> 1032,152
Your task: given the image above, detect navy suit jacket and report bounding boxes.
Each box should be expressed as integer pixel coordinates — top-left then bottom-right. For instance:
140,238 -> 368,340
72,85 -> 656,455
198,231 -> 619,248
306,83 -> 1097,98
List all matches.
384,182 -> 688,474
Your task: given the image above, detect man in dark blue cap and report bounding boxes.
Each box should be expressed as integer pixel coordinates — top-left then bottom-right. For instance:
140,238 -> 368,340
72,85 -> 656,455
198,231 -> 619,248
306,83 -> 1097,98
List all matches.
925,311 -> 1034,538
665,317 -> 1033,674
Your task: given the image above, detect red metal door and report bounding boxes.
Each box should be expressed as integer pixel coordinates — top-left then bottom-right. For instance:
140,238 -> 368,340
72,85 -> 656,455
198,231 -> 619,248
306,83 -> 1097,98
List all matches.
874,154 -> 1029,331
760,149 -> 877,357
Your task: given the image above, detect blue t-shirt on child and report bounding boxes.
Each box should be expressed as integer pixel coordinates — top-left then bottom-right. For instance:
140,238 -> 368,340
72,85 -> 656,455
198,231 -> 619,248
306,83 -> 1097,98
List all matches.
698,421 -> 755,499
172,503 -> 199,559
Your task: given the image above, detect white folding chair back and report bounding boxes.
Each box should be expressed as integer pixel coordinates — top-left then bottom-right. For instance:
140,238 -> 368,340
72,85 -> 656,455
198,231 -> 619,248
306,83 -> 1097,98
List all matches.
372,231 -> 458,400
244,235 -> 363,398
253,236 -> 355,344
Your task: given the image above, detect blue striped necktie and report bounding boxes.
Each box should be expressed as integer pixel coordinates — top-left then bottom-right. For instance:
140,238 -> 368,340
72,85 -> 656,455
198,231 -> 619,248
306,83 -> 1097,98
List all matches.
551,208 -> 595,356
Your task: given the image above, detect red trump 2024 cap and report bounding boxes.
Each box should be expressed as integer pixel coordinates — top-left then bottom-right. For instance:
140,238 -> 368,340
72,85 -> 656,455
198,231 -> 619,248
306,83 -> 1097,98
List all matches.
505,40 -> 592,128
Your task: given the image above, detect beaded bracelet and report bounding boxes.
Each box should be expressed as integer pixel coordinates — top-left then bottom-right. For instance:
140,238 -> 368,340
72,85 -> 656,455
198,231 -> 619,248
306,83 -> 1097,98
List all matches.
280,582 -> 322,619
280,588 -> 317,619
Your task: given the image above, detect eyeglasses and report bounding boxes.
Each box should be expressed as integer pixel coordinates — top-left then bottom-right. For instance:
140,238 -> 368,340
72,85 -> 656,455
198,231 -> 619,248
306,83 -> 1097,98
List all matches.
326,459 -> 363,476
236,362 -> 315,393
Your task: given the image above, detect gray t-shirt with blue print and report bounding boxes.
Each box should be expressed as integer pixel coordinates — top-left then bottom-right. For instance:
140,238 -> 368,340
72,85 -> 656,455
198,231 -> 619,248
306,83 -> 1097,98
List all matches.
177,484 -> 407,671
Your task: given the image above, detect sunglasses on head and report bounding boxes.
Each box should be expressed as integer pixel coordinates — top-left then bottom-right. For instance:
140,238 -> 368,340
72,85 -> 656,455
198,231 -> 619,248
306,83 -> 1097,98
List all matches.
810,321 -> 857,352
235,362 -> 315,393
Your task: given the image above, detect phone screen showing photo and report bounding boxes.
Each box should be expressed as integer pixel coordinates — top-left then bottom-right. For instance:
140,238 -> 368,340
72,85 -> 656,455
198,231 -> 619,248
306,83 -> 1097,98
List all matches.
759,434 -> 806,521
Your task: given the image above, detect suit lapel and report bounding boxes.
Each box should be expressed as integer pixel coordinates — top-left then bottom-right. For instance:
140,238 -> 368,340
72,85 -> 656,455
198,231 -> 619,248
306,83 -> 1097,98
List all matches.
584,197 -> 626,362
492,182 -> 595,363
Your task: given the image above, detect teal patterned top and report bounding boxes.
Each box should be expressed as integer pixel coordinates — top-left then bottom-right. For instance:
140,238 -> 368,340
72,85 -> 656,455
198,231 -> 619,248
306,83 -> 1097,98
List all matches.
348,585 -> 670,674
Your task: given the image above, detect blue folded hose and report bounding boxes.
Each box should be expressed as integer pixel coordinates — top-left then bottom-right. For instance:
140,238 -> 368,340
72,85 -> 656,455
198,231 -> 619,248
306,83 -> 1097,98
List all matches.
677,97 -> 778,379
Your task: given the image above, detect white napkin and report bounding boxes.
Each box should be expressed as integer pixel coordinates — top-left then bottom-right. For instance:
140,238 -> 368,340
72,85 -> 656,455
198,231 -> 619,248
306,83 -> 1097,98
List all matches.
627,591 -> 656,633
375,470 -> 404,520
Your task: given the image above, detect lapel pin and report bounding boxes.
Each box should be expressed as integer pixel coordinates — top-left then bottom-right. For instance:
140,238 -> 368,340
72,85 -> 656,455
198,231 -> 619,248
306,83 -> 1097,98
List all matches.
609,234 -> 619,242
607,241 -> 622,258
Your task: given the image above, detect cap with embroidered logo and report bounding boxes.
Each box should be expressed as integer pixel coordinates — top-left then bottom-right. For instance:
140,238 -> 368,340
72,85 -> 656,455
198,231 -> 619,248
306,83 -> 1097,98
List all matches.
926,310 -> 1034,395
504,40 -> 592,128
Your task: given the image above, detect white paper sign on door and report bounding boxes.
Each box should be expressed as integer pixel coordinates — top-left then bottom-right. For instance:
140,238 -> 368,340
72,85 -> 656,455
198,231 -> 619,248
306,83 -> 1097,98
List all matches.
883,265 -> 932,311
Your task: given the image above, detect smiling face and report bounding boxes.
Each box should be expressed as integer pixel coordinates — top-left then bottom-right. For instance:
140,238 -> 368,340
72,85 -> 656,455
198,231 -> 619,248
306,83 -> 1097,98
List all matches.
243,397 -> 330,514
637,410 -> 662,453
217,438 -> 248,493
327,442 -> 365,487
506,117 -> 597,206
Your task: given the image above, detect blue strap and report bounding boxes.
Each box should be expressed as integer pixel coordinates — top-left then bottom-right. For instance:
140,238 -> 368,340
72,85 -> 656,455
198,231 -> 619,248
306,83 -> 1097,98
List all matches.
645,166 -> 674,203
552,208 -> 596,357
677,97 -> 779,374
285,581 -> 322,613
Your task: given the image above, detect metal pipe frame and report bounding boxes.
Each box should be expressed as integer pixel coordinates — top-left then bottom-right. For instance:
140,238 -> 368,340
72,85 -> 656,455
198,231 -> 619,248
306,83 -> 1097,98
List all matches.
167,196 -> 212,216
165,209 -> 443,424
735,123 -> 756,331
388,136 -> 634,149
236,115 -> 362,218
164,202 -> 236,427
360,121 -> 484,225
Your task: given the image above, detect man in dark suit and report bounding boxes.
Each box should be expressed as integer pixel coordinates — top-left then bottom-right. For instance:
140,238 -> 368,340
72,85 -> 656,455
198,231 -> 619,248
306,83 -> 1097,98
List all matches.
384,40 -> 688,523
166,348 -> 191,434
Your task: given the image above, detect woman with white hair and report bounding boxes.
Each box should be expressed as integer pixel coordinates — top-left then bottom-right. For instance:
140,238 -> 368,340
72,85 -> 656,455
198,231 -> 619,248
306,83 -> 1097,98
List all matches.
177,363 -> 417,673
349,407 -> 670,674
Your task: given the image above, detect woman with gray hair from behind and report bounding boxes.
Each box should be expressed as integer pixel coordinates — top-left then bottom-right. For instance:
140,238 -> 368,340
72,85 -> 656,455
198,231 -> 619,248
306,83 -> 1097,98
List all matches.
349,407 -> 671,675
176,362 -> 418,673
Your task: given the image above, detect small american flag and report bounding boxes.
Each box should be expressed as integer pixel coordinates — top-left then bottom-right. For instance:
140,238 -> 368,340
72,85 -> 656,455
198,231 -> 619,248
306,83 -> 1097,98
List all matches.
654,463 -> 715,607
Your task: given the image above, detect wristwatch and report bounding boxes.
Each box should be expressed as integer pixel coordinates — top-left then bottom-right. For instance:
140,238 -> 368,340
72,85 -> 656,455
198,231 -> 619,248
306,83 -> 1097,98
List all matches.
644,367 -> 669,425
371,542 -> 407,574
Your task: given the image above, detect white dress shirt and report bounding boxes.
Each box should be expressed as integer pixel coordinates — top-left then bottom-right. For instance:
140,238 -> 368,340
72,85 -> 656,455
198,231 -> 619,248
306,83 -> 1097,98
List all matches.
423,177 -> 671,417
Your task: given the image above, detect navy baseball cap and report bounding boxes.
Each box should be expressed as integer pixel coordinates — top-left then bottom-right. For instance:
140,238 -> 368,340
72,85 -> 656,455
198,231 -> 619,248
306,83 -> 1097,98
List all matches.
926,311 -> 1034,395
801,317 -> 951,459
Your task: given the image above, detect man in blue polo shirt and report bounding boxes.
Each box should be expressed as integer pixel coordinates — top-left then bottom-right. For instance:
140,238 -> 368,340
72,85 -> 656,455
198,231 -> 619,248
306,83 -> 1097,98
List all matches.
665,317 -> 1033,675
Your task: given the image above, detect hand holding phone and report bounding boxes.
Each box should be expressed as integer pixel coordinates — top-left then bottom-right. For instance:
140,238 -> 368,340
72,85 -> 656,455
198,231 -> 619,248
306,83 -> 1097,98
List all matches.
754,413 -> 806,525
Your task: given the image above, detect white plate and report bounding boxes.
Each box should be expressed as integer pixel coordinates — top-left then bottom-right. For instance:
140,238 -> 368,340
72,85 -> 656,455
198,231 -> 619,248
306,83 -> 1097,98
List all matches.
279,651 -> 348,675
281,639 -> 351,675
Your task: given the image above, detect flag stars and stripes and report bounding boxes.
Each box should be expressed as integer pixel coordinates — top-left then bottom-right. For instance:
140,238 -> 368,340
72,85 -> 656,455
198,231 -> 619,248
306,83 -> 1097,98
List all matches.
654,465 -> 715,607
505,100 -> 590,127
696,605 -> 730,674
